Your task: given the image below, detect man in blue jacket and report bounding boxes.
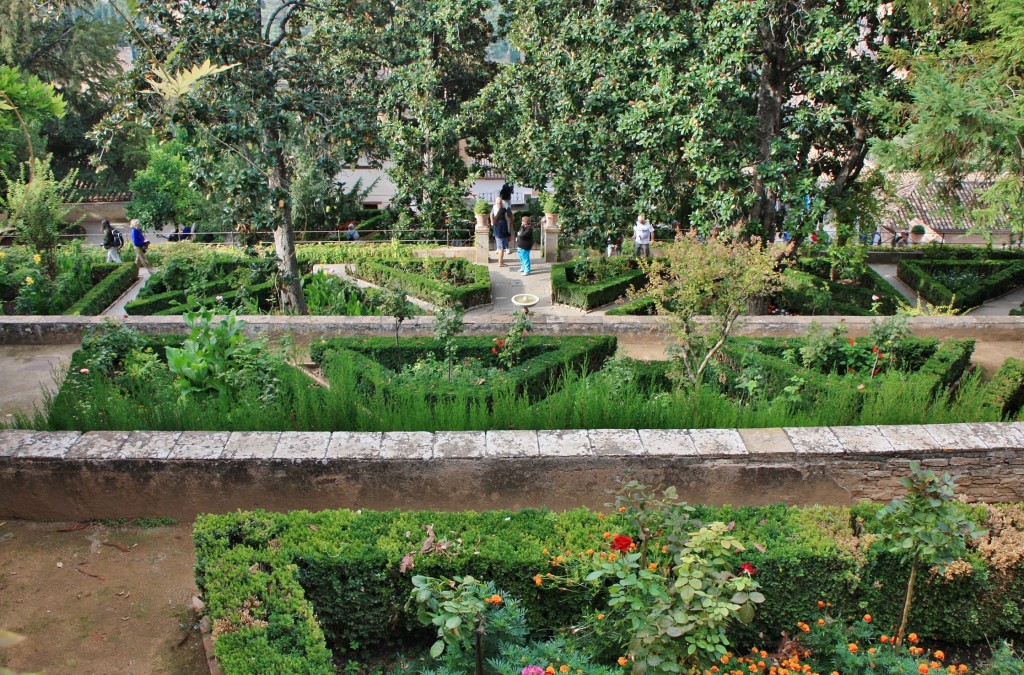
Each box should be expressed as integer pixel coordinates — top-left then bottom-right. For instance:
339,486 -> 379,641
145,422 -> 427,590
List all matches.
129,219 -> 154,272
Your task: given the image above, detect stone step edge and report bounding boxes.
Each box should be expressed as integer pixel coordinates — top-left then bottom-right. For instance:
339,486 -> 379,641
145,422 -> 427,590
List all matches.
2,422 -> 1023,461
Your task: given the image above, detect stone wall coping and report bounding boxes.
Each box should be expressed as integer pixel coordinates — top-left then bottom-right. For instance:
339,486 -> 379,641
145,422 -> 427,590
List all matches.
4,422 -> 1023,461
3,314 -> 1024,344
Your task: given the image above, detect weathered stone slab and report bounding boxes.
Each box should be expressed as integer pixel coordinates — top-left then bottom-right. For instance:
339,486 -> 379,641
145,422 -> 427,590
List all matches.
20,431 -> 80,459
275,432 -> 331,460
119,431 -> 180,459
380,431 -> 433,459
223,431 -> 280,459
966,422 -> 1024,450
538,429 -> 591,457
67,431 -> 131,459
589,429 -> 644,456
638,429 -> 697,456
878,425 -> 941,453
0,430 -> 36,457
169,431 -> 230,460
738,428 -> 794,455
433,431 -> 486,459
690,429 -> 746,456
785,427 -> 843,454
485,430 -> 538,457
831,426 -> 894,454
326,432 -> 381,459
923,424 -> 987,452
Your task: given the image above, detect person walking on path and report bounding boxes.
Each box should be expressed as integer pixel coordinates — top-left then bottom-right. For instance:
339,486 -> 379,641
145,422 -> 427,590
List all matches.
633,214 -> 654,258
516,216 -> 534,275
129,219 -> 154,272
101,219 -> 122,263
491,196 -> 512,266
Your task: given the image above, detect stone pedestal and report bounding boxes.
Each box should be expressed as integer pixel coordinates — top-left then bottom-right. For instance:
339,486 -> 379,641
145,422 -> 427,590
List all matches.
474,214 -> 490,264
543,213 -> 559,263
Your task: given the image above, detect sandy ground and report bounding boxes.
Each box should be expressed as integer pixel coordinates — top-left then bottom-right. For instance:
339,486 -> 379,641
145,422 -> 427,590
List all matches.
0,520 -> 206,675
0,345 -> 77,427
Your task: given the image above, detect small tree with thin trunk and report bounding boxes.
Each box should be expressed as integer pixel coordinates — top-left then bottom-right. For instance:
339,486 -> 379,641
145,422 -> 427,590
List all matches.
876,461 -> 985,646
636,233 -> 784,388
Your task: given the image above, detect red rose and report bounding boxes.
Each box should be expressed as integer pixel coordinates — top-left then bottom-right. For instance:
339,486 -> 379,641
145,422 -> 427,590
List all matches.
740,562 -> 756,576
611,535 -> 633,552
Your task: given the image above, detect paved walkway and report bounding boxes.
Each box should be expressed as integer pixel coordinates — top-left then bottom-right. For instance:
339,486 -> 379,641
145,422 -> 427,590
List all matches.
868,263 -> 1024,316
103,267 -> 151,316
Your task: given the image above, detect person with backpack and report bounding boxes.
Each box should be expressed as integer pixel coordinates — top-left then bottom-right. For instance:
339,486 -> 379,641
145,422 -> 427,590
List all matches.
490,196 -> 512,267
101,219 -> 123,263
129,219 -> 154,272
516,216 -> 534,275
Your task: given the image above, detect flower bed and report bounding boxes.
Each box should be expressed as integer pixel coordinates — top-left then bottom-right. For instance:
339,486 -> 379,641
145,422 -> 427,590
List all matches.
355,256 -> 492,308
193,501 -> 1024,674
551,257 -> 647,310
897,259 -> 1024,310
0,245 -> 137,315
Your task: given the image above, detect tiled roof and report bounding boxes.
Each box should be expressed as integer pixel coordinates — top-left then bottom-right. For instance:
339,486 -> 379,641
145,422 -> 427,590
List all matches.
886,177 -> 1010,233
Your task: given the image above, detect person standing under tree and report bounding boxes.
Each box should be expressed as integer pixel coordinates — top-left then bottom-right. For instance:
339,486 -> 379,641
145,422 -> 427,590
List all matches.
490,195 -> 512,266
129,219 -> 154,272
633,214 -> 654,258
101,219 -> 122,263
516,216 -> 534,275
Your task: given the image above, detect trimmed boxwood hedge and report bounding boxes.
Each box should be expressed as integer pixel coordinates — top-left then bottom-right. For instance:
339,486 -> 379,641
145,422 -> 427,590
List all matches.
125,276 -> 242,315
64,263 -> 138,316
897,259 -> 1024,309
194,503 -> 1024,674
355,258 -> 492,308
984,358 -> 1024,417
311,335 -> 617,402
550,262 -> 647,310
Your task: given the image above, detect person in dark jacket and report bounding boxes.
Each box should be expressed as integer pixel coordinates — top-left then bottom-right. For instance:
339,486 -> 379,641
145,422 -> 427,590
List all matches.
516,216 -> 534,275
101,219 -> 122,263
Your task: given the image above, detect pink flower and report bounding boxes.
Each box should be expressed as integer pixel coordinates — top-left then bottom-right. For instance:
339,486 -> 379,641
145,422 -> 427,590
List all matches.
871,294 -> 880,301
79,368 -> 89,375
522,667 -> 545,675
215,295 -> 224,302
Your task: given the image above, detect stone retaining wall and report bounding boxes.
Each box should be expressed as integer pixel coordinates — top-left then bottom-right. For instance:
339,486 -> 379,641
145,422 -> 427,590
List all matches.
3,314 -> 1024,345
3,423 -> 1023,520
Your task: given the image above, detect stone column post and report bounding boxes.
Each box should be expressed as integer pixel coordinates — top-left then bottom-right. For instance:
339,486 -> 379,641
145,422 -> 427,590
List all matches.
543,213 -> 559,263
475,214 -> 490,264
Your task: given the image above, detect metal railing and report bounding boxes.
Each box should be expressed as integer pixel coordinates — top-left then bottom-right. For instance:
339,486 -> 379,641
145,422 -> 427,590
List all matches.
49,228 -> 477,248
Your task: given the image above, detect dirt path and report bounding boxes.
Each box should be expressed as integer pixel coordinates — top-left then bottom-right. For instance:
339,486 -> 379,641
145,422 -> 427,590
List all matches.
0,520 -> 206,675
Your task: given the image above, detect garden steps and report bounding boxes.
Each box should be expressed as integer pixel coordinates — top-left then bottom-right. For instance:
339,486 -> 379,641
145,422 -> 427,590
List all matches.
2,422 -> 1024,520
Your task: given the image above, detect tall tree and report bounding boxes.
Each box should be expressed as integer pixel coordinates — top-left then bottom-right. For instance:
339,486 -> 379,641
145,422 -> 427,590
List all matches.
486,0 -> 936,248
875,0 -> 1024,238
97,0 -> 382,313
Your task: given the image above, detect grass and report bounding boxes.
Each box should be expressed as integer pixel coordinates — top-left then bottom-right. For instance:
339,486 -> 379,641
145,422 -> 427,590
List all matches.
13,352 -> 1006,433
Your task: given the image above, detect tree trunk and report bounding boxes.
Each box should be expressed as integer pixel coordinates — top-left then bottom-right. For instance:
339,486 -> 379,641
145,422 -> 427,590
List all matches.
266,127 -> 308,315
896,553 -> 918,646
748,8 -> 788,243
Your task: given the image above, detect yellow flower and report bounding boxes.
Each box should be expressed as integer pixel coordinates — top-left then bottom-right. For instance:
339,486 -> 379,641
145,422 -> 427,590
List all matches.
597,613 -> 605,620
0,251 -> 5,259
33,254 -> 41,264
24,276 -> 34,285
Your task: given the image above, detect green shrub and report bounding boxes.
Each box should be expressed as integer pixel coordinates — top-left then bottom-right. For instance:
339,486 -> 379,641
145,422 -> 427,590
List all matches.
355,258 -> 492,308
64,263 -> 137,315
193,503 -> 1024,673
550,261 -> 646,310
898,259 -> 1024,309
984,358 -> 1024,417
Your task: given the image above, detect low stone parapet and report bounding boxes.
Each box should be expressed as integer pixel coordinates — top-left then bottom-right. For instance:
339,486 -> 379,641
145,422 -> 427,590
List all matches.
2,423 -> 1023,520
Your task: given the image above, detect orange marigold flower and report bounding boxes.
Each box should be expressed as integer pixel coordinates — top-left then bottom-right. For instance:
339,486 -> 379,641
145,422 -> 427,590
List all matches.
608,553 -> 617,562
712,668 -> 720,673
880,635 -> 890,644
586,549 -> 594,555
930,663 -> 941,670
598,513 -> 605,519
817,601 -> 825,608
722,655 -> 732,664
817,619 -> 825,626
662,545 -> 669,554
603,532 -> 612,539
618,656 -> 629,666
760,651 -> 767,659
560,666 -> 570,673
546,667 -> 556,675
918,665 -> 929,675
863,614 -> 872,623
934,651 -> 945,661
542,548 -> 549,555
909,633 -> 919,644
485,594 -> 502,604
534,574 -> 543,586
597,613 -> 605,620
958,666 -> 968,673
618,506 -> 627,512
648,563 -> 658,571
848,643 -> 858,653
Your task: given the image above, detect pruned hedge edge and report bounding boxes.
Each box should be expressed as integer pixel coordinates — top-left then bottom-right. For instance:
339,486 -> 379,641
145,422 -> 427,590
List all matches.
194,503 -> 1024,675
897,259 -> 1024,309
985,358 -> 1024,417
550,262 -> 647,310
355,259 -> 492,308
64,263 -> 138,316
